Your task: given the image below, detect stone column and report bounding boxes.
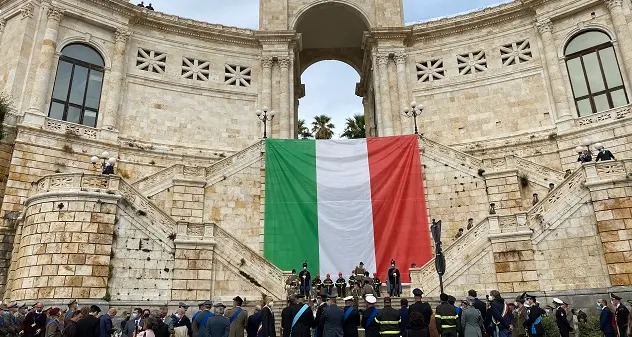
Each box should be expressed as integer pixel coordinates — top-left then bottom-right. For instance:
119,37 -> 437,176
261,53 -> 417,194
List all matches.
395,52 -> 410,135
0,19 -> 6,47
377,53 -> 394,136
536,19 -> 572,123
605,0 -> 632,85
260,56 -> 273,137
278,56 -> 290,139
27,6 -> 63,116
102,28 -> 130,131
371,55 -> 383,136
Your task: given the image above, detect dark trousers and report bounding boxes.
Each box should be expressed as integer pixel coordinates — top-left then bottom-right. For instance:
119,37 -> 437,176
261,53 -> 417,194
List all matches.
373,285 -> 381,297
300,284 -> 310,297
440,328 -> 458,337
619,326 -> 628,337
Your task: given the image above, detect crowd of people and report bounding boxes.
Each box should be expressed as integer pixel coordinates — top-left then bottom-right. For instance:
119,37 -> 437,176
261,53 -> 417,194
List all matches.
285,261 -> 405,302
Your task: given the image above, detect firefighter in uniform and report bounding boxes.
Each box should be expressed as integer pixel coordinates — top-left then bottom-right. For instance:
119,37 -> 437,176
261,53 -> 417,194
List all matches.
611,293 -> 630,337
372,273 -> 381,298
323,274 -> 335,296
375,297 -> 401,336
335,273 -> 346,297
348,273 -> 356,289
435,293 -> 460,337
312,274 -> 323,297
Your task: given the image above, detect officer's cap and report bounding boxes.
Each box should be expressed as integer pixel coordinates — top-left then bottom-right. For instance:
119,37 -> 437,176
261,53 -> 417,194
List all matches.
343,296 -> 354,302
611,293 -> 622,301
412,288 -> 423,296
365,295 -> 377,304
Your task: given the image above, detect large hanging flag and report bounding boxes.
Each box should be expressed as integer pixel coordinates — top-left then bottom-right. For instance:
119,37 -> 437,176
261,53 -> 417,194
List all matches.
263,135 -> 432,282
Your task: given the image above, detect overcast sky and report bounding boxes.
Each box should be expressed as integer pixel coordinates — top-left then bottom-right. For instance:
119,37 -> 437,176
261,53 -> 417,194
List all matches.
139,0 -> 511,137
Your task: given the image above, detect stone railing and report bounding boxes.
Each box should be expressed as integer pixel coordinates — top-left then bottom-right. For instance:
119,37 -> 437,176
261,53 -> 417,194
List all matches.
527,167 -> 586,229
212,225 -> 284,300
132,140 -> 264,195
421,137 -> 484,169
119,179 -> 177,241
584,159 -> 632,183
32,173 -> 120,194
414,217 -> 491,294
576,105 -> 631,127
43,117 -> 99,140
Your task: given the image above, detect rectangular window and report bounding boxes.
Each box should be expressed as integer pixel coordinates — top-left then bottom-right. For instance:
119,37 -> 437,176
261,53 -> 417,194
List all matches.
68,65 -> 88,105
52,61 -> 73,101
567,58 -> 588,98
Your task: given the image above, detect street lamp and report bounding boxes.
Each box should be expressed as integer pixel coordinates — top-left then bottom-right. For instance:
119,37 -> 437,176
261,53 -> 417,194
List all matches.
430,218 -> 445,295
403,101 -> 422,135
255,107 -> 276,139
91,151 -> 116,175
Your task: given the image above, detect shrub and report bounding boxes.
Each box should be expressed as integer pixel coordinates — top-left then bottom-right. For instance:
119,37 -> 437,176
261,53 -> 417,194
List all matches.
578,316 -> 602,337
542,315 -> 560,337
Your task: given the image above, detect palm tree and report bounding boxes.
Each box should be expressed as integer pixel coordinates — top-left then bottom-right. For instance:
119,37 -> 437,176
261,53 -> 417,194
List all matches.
297,119 -> 313,139
340,114 -> 365,139
311,115 -> 335,139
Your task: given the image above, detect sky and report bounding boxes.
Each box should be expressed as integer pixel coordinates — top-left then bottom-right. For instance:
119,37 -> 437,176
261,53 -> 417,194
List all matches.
138,0 -> 511,136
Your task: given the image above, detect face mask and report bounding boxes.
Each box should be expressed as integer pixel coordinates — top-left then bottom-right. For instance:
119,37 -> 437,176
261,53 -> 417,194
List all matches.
174,313 -> 180,319
132,313 -> 138,319
143,314 -> 150,318
22,309 -> 27,314
268,302 -> 274,308
391,265 -> 395,268
35,310 -> 42,314
352,273 -> 356,276
489,296 -> 495,301
303,267 -> 307,270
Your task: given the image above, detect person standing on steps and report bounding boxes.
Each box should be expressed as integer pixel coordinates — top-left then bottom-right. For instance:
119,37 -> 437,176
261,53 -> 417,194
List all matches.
361,296 -> 380,337
299,262 -> 312,298
387,260 -> 401,297
341,296 -> 359,337
335,273 -> 346,298
320,295 -> 344,337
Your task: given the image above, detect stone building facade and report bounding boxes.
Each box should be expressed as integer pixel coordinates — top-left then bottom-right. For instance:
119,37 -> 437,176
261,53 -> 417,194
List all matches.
0,0 -> 631,307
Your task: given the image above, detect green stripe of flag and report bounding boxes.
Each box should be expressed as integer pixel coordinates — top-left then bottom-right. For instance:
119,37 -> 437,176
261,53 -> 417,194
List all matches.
263,139 -> 319,272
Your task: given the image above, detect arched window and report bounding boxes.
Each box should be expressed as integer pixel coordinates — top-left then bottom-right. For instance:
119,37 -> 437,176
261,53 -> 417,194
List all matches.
565,30 -> 628,117
49,44 -> 105,127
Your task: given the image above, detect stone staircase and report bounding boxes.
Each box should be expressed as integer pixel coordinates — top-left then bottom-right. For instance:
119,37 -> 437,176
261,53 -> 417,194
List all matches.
132,141 -> 264,197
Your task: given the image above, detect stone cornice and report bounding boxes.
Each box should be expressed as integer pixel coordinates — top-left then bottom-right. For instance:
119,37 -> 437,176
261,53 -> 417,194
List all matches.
254,30 -> 302,50
409,1 -> 533,42
368,27 -> 412,42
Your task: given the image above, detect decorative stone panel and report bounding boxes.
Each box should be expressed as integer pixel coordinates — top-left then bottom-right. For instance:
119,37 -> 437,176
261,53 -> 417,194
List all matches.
500,40 -> 532,66
416,59 -> 445,82
457,51 -> 487,75
182,57 -> 211,81
224,64 -> 252,87
137,48 -> 166,73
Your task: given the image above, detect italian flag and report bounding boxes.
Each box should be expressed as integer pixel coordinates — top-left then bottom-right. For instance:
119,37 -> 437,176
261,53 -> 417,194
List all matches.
263,135 -> 432,282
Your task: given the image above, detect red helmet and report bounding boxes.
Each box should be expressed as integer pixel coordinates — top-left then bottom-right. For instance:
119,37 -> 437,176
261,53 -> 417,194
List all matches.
316,273 -> 320,278
373,273 -> 378,276
338,272 -> 343,276
326,273 -> 330,277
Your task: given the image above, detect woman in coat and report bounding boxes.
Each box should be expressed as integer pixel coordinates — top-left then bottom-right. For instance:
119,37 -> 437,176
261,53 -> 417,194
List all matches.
461,299 -> 485,337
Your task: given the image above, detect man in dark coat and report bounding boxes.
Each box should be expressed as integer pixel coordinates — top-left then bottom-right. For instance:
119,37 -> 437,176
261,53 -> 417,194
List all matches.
320,295 -> 344,337
290,295 -> 314,337
206,303 -> 230,337
468,290 -> 487,320
20,302 -> 46,337
525,295 -> 544,337
99,308 -> 117,337
76,305 -> 102,337
299,262 -> 312,298
599,299 -> 616,337
362,295 -> 380,337
259,298 -> 276,337
226,297 -> 248,337
282,298 -> 295,337
611,293 -> 630,337
489,290 -> 512,337
387,260 -> 401,297
376,297 -> 401,336
408,288 -> 432,329
246,307 -> 261,337
124,308 -> 143,337
553,299 -> 573,337
341,297 -> 359,337
193,301 -> 214,337
400,299 -> 409,337
313,295 -> 328,337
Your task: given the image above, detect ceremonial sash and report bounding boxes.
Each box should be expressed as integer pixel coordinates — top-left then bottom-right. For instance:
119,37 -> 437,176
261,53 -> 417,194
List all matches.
366,308 -> 378,329
291,304 -> 309,335
531,316 -> 541,334
197,312 -> 213,329
257,306 -> 269,337
230,308 -> 243,324
343,307 -> 353,322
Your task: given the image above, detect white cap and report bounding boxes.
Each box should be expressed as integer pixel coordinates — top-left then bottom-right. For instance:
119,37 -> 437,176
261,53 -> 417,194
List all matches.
553,298 -> 564,305
365,295 -> 377,304
343,296 -> 354,302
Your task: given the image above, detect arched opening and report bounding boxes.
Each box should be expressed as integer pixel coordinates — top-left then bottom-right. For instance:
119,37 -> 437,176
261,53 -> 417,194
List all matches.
293,2 -> 373,138
298,61 -> 364,139
49,43 -> 105,127
564,30 -> 628,116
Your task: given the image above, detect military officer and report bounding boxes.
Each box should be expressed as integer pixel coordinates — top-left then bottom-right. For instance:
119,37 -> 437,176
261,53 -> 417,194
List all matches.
372,273 -> 381,298
64,299 -> 78,325
553,298 -> 573,337
335,273 -> 346,298
299,262 -> 312,298
354,263 -> 366,285
286,269 -> 300,299
4,302 -> 18,337
611,293 -> 630,337
351,282 -> 362,310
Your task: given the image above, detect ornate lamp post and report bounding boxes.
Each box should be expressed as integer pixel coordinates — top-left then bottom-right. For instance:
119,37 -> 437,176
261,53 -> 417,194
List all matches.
430,218 -> 445,294
256,107 -> 276,139
403,101 -> 422,135
91,151 -> 116,175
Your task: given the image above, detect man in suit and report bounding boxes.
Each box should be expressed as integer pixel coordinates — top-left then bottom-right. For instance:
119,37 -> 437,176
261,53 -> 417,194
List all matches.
599,299 -> 615,337
313,295 -> 328,337
193,301 -> 215,337
281,298 -> 295,337
124,308 -> 143,337
99,308 -> 117,337
611,293 -> 630,337
226,297 -> 248,337
320,295 -> 344,337
76,305 -> 102,337
246,306 -> 261,337
205,303 -> 230,337
290,295 -> 314,337
259,297 -> 276,337
468,290 -> 487,320
408,288 -> 432,329
400,299 -> 409,337
553,298 -> 573,337
341,296 -> 360,337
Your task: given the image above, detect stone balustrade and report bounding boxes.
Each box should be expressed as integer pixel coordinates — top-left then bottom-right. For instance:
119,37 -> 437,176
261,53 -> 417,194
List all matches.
576,105 -> 631,127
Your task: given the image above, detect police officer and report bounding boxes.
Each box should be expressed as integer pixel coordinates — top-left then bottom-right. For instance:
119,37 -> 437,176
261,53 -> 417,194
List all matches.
342,296 -> 360,337
323,274 -> 334,297
335,273 -> 346,298
553,298 -> 573,337
361,295 -> 380,337
408,288 -> 433,330
611,293 -> 630,337
375,297 -> 401,336
435,293 -> 460,337
372,273 -> 381,298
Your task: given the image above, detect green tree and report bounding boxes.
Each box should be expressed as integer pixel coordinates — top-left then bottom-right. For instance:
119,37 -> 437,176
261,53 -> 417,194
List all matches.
311,115 -> 335,140
297,119 -> 313,139
340,114 -> 365,139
